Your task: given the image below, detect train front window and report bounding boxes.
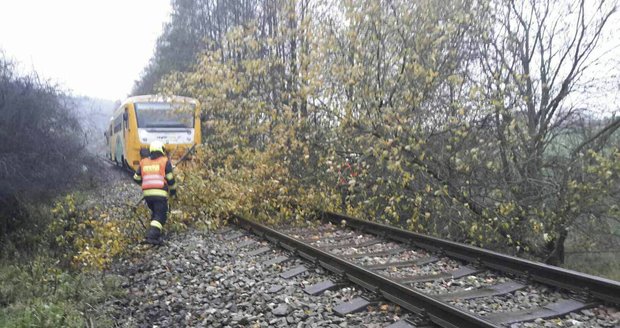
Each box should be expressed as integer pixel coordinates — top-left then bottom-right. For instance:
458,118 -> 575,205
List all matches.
135,102 -> 194,129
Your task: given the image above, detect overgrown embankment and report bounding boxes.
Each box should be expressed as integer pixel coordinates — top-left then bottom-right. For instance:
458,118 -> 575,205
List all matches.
0,55 -> 100,251
0,168 -> 127,327
0,55 -> 133,326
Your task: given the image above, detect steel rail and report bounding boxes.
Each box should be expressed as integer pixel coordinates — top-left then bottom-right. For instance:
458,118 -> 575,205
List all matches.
233,215 -> 500,328
321,211 -> 620,304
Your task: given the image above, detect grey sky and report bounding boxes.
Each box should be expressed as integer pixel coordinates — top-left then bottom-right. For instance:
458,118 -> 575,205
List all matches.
0,0 -> 171,100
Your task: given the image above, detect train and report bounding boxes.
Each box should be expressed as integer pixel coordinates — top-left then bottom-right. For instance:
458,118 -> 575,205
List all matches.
104,95 -> 202,171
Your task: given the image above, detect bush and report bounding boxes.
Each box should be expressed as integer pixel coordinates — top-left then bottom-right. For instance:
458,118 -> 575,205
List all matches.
47,194 -> 141,271
0,55 -> 100,257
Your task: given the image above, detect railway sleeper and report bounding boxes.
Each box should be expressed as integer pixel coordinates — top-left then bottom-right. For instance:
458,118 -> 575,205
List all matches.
280,264 -> 308,279
435,281 -> 527,301
245,246 -> 271,257
262,255 -> 291,266
362,256 -> 440,270
319,238 -> 383,250
483,298 -> 591,325
298,234 -> 356,245
333,296 -> 373,316
393,266 -> 481,284
303,279 -> 344,295
344,246 -> 406,259
386,319 -> 419,328
233,239 -> 257,250
223,231 -> 247,241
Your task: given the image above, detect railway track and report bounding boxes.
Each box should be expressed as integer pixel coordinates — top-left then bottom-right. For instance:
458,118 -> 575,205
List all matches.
231,212 -> 620,328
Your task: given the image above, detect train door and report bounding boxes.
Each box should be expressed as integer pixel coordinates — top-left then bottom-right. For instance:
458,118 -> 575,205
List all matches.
114,113 -> 123,166
121,106 -> 129,168
108,124 -> 113,159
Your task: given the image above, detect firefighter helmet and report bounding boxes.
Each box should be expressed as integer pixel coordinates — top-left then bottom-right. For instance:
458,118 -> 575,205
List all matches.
149,141 -> 165,154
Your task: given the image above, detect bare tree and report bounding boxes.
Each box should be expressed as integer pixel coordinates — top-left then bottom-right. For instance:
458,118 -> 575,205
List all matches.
479,0 -> 618,264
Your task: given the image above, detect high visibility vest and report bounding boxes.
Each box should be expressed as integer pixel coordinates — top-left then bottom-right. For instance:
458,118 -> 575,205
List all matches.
140,157 -> 168,194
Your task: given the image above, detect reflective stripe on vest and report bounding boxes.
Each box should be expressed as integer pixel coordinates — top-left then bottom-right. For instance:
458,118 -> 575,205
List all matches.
142,174 -> 165,189
139,157 -> 168,192
143,189 -> 169,197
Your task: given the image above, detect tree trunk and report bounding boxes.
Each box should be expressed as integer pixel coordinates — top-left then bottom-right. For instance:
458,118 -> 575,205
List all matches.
545,228 -> 567,265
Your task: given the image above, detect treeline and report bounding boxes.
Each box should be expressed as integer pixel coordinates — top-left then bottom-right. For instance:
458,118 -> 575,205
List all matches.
0,55 -> 98,255
135,0 -> 620,267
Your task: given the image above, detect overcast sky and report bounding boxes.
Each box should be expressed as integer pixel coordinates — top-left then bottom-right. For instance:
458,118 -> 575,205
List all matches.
0,0 -> 171,101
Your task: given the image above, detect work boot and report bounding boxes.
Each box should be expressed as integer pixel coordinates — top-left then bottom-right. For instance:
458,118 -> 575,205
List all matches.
144,226 -> 163,245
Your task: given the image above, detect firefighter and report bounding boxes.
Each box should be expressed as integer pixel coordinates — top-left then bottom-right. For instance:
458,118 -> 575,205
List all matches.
133,141 -> 176,245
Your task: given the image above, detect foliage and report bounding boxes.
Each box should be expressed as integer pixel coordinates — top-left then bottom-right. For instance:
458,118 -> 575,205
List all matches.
0,257 -> 124,328
47,189 -> 211,271
48,195 -> 133,271
0,179 -> 204,326
137,0 -> 620,270
174,144 -> 333,226
158,7 -> 342,224
0,55 -> 101,253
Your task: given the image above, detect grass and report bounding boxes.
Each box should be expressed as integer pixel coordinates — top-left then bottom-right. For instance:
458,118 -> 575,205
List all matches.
563,251 -> 620,281
0,257 -> 125,328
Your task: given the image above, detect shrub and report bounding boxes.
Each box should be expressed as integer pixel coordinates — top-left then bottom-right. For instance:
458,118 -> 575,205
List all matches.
0,55 -> 100,257
0,257 -> 124,327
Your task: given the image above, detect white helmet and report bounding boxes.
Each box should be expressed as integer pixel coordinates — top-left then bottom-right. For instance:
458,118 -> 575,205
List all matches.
149,141 -> 165,154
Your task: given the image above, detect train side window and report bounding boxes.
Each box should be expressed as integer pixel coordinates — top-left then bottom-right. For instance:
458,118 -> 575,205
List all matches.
123,108 -> 129,131
113,115 -> 122,133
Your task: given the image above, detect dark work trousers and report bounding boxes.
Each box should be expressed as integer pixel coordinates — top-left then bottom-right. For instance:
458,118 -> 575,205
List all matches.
145,196 -> 168,226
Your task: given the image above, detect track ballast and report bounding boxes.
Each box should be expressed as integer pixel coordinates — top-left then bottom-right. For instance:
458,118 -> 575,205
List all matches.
232,212 -> 620,328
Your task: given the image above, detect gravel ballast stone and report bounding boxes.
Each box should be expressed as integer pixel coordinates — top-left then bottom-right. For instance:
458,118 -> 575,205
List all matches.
113,226 -> 416,327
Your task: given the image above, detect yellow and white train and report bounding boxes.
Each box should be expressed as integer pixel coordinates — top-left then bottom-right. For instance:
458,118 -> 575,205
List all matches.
105,95 -> 201,171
